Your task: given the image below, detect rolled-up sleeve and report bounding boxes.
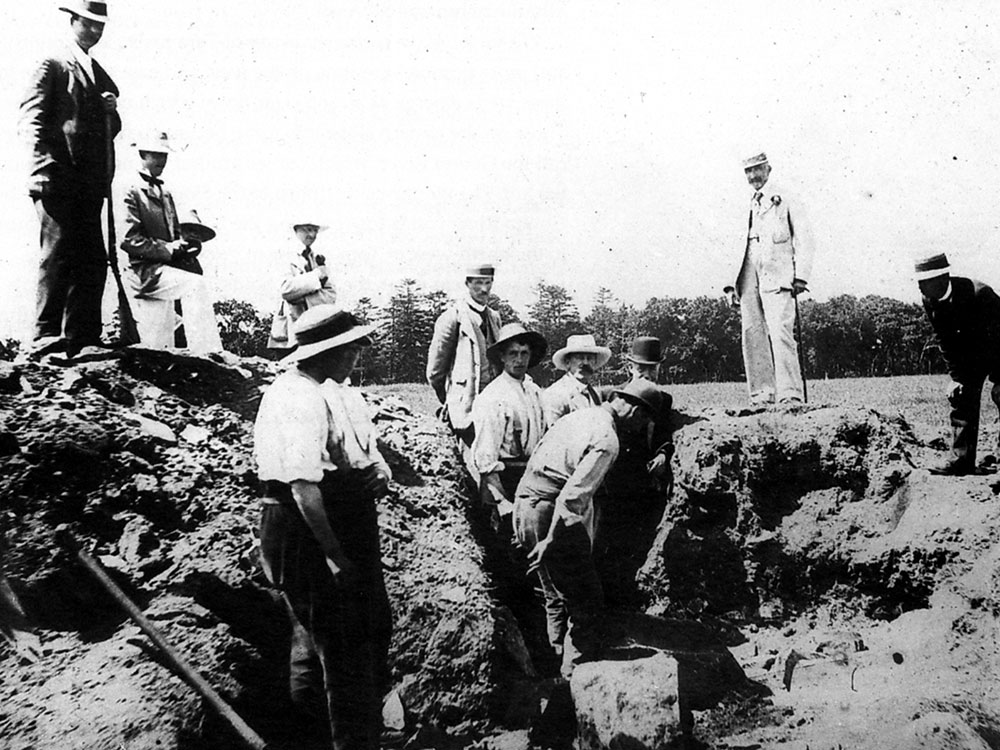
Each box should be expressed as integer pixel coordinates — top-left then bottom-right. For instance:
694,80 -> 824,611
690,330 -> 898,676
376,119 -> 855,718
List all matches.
554,437 -> 619,527
254,373 -> 331,484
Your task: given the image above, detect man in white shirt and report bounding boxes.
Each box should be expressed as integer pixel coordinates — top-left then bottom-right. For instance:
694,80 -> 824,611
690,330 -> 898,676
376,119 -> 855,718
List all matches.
471,323 -> 548,526
254,305 -> 390,750
542,334 -> 612,428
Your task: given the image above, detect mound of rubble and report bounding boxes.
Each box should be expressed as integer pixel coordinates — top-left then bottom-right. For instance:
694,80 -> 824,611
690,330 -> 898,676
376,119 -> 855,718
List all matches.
639,404 -> 1000,749
0,349 -> 534,750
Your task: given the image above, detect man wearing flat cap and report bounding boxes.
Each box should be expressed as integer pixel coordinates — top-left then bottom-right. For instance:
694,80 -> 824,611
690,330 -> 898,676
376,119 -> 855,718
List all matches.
471,323 -> 548,523
266,220 -> 339,354
121,131 -> 222,354
255,305 -> 392,749
514,380 -> 660,678
597,336 -> 675,603
426,264 -> 503,447
542,333 -> 611,428
725,152 -> 815,405
19,0 -> 120,358
917,254 -> 1000,476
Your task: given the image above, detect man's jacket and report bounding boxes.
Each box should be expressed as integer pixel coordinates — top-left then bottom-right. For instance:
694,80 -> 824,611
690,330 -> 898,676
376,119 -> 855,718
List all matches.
426,301 -> 501,431
19,46 -> 121,199
924,276 -> 1000,383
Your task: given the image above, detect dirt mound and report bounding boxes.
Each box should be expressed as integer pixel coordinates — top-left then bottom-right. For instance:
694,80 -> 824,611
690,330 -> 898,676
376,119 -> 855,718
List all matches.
642,404 -> 1000,748
0,350 -> 533,749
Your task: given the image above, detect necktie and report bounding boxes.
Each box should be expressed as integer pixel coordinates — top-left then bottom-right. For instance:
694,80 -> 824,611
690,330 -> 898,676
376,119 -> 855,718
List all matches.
139,172 -> 163,188
586,384 -> 600,405
753,191 -> 763,204
475,307 -> 491,342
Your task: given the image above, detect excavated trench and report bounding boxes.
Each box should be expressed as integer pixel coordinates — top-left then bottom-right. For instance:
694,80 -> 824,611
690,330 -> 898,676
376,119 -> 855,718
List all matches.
5,356 -> 1000,750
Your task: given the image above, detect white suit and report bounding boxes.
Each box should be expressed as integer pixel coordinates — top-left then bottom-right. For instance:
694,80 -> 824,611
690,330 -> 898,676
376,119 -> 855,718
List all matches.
729,181 -> 815,403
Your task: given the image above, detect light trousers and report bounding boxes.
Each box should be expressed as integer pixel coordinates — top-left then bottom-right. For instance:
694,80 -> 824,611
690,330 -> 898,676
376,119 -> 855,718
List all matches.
739,264 -> 804,403
131,266 -> 222,354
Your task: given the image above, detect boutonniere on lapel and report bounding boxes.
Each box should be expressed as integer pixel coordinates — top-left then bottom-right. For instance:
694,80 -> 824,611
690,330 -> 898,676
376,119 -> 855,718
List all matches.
770,195 -> 782,207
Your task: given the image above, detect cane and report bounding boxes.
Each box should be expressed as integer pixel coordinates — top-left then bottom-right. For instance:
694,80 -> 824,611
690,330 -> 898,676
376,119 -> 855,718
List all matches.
105,112 -> 140,345
793,290 -> 808,403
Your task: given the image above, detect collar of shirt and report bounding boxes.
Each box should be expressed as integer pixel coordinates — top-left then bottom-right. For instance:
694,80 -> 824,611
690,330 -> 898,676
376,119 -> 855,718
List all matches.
68,39 -> 95,82
467,295 -> 487,313
138,169 -> 163,188
498,370 -> 528,391
940,281 -> 953,303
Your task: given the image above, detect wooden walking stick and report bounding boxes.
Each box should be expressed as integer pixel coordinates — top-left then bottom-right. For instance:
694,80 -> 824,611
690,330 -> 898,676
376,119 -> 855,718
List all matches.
105,113 -> 140,345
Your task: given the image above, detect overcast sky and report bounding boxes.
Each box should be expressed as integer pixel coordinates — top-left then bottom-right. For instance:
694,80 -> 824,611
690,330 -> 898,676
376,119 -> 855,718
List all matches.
1,1 -> 998,339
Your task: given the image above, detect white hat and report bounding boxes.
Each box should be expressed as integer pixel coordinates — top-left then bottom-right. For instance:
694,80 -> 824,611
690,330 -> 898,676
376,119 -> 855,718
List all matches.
552,334 -> 612,371
292,221 -> 329,232
742,152 -> 769,169
132,131 -> 175,154
59,0 -> 108,22
282,305 -> 377,364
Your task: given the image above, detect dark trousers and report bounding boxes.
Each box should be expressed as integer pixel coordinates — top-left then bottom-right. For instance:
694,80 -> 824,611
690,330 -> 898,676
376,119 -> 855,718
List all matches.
33,194 -> 108,348
514,496 -> 603,677
949,373 -> 1000,466
259,477 -> 392,750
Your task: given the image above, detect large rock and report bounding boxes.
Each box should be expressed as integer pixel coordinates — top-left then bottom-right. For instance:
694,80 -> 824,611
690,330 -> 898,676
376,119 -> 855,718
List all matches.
571,653 -> 683,750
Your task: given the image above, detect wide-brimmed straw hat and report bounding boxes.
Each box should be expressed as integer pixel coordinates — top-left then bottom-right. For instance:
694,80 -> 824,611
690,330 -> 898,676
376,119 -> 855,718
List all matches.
611,379 -> 663,415
487,323 -> 547,368
59,0 -> 108,22
625,336 -> 663,365
552,334 -> 611,372
179,210 -> 216,243
292,221 -> 329,233
283,305 -> 377,364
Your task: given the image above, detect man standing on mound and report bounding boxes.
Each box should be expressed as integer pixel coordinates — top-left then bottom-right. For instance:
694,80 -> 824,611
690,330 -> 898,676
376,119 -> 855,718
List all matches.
917,253 -> 1000,476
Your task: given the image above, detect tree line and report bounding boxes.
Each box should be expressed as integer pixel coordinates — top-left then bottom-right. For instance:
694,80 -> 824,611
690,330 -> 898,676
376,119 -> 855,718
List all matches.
209,282 -> 948,386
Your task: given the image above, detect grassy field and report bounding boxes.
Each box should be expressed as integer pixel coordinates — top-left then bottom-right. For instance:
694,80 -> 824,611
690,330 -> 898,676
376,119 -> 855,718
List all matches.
367,374 -> 1000,451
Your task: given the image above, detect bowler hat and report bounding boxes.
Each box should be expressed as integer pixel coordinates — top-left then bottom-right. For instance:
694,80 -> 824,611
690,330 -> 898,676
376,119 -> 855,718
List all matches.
552,334 -> 611,372
914,253 -> 950,281
743,152 -> 769,169
59,0 -> 108,22
612,379 -> 663,416
179,210 -> 216,243
487,323 -> 547,368
282,305 -> 377,364
625,336 -> 663,365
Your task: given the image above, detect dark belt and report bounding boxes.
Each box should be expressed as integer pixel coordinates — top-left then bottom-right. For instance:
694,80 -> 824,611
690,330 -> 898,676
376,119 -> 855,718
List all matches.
260,468 -> 375,505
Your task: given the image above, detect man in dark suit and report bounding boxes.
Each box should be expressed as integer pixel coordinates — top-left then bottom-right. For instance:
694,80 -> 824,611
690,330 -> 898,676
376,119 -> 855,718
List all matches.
18,1 -> 120,358
918,253 -> 1000,475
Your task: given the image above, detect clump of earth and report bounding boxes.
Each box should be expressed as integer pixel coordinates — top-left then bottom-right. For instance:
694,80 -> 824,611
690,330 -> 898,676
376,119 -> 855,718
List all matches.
2,351 -> 999,750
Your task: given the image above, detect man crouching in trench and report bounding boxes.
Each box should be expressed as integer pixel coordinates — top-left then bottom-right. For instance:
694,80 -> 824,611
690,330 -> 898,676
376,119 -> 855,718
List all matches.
254,304 -> 392,750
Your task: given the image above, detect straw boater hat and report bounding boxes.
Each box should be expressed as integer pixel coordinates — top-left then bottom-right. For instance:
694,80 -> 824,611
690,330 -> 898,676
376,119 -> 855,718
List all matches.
59,0 -> 108,22
487,323 -> 547,368
612,378 -> 663,416
625,336 -> 663,365
132,132 -> 175,154
743,152 -> 769,169
282,305 -> 377,364
179,209 -> 216,243
914,253 -> 951,280
466,263 -> 495,279
552,334 -> 612,372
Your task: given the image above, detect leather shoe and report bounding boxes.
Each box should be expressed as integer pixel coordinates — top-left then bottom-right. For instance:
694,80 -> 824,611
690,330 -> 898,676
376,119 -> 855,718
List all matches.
928,459 -> 974,476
